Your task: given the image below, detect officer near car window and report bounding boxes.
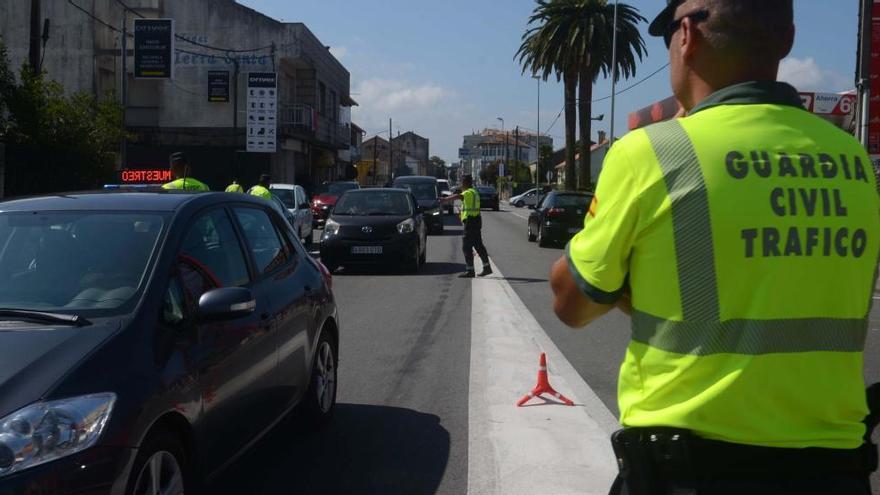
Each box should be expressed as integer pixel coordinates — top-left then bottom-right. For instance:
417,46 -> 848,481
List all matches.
248,174 -> 273,199
225,179 -> 244,193
441,174 -> 492,278
162,152 -> 210,192
549,1 -> 880,494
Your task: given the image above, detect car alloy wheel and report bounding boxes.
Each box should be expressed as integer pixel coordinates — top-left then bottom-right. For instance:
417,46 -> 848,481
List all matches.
132,451 -> 185,495
314,340 -> 337,414
515,200 -> 525,208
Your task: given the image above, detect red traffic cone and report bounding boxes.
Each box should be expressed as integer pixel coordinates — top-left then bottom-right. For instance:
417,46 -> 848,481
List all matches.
516,353 -> 574,407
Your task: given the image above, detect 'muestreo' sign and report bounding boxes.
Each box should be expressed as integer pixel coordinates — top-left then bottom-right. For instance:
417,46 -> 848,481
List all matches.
134,19 -> 175,79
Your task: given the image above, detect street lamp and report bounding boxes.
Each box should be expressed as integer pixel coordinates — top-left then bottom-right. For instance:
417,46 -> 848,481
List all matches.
592,114 -> 605,121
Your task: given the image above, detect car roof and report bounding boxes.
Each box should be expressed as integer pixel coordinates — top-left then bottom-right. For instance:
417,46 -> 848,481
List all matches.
0,191 -> 270,213
343,188 -> 411,194
270,183 -> 298,190
393,176 -> 437,182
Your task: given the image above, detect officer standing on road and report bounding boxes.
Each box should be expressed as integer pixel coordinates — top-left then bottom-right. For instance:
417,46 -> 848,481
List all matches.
441,174 -> 492,278
225,179 -> 244,193
162,152 -> 210,191
550,1 -> 880,494
248,173 -> 273,199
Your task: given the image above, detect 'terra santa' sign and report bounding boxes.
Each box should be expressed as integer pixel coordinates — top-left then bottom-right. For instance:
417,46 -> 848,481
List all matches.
134,19 -> 174,79
246,72 -> 277,153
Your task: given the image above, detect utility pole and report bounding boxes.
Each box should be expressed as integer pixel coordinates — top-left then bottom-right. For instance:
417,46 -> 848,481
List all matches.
857,0 -> 872,148
504,131 -> 509,183
120,13 -> 128,168
29,0 -> 41,73
514,126 -> 520,184
232,59 -> 240,178
535,75 -> 541,192
372,136 -> 378,186
389,118 -> 393,180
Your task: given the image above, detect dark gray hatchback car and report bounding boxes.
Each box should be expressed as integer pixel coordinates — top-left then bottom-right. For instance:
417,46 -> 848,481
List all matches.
0,191 -> 339,494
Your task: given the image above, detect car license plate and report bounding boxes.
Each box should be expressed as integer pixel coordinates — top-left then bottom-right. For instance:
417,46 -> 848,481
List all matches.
352,246 -> 383,254
568,228 -> 581,234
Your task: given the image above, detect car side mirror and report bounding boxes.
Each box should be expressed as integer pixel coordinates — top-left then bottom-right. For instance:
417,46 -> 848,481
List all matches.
198,287 -> 256,321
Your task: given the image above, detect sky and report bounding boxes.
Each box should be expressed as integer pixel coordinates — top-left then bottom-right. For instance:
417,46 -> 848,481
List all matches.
238,0 -> 860,165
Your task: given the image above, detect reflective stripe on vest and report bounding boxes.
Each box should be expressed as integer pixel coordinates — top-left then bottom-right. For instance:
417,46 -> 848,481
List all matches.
640,120 -> 868,356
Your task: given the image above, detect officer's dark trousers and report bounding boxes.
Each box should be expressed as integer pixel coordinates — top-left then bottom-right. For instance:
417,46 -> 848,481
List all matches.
610,472 -> 872,495
462,216 -> 489,270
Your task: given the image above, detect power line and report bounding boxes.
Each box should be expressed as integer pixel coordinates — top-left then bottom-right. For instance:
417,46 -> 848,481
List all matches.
113,0 -> 274,53
542,63 -> 671,135
68,0 -> 124,34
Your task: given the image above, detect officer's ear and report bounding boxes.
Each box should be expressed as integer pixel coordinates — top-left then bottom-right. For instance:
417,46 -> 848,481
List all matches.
678,16 -> 702,63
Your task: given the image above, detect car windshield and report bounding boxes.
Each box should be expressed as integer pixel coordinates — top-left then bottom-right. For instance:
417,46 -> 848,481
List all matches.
396,182 -> 437,200
333,192 -> 412,216
321,182 -> 359,196
272,188 -> 296,208
554,194 -> 591,207
0,211 -> 164,315
477,187 -> 497,194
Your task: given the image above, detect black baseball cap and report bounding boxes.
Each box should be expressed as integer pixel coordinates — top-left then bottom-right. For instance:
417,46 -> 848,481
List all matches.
649,0 -> 686,37
169,152 -> 188,165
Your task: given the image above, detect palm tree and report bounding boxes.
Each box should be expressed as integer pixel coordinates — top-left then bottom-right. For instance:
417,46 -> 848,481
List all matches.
517,0 -> 646,190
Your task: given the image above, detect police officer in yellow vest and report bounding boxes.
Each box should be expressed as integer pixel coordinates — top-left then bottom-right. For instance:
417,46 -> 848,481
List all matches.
550,1 -> 880,493
441,174 -> 492,278
225,179 -> 244,193
248,174 -> 273,199
162,152 -> 210,192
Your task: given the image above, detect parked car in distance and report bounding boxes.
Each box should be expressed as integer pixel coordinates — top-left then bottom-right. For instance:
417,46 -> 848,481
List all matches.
528,191 -> 592,247
510,188 -> 540,208
311,181 -> 360,228
476,186 -> 500,211
320,188 -> 427,273
393,176 -> 444,233
271,183 -> 314,247
0,191 -> 338,494
436,179 -> 454,215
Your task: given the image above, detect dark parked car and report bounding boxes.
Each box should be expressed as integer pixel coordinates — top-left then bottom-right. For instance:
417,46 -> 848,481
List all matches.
528,191 -> 592,247
392,176 -> 444,233
0,191 -> 338,494
320,188 -> 427,273
311,181 -> 360,228
476,186 -> 500,211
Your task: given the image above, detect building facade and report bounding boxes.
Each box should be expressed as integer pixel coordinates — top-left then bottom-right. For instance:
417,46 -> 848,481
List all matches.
460,128 -> 552,178
391,131 -> 430,176
0,0 -> 358,191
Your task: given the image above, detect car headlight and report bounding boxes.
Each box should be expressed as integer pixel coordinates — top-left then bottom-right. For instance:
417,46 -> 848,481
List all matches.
430,208 -> 441,216
397,218 -> 415,234
0,393 -> 115,478
324,219 -> 340,236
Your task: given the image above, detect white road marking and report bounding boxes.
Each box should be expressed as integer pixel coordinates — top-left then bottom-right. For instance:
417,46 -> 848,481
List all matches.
508,210 -> 530,221
468,262 -> 618,495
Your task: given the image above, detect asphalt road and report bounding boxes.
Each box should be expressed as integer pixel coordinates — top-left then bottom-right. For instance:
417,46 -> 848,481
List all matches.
208,206 -> 880,494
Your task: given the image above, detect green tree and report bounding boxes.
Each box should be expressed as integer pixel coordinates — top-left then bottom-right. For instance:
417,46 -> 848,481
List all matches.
429,155 -> 446,178
0,40 -> 125,195
537,144 -> 555,184
517,0 -> 646,189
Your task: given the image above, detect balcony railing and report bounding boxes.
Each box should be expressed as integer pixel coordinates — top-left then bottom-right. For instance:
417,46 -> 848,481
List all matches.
280,103 -> 350,148
280,103 -> 316,133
